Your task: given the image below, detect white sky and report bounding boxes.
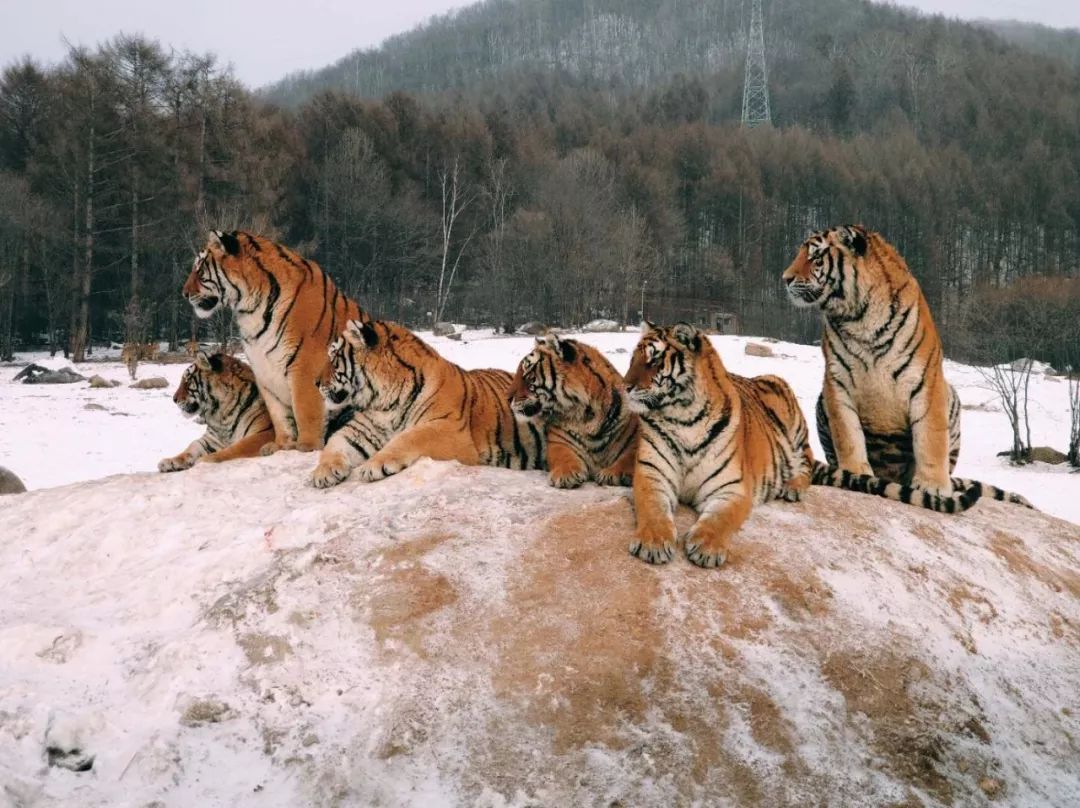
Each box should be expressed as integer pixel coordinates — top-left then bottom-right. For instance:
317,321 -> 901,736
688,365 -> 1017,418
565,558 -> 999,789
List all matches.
1,0 -> 1077,87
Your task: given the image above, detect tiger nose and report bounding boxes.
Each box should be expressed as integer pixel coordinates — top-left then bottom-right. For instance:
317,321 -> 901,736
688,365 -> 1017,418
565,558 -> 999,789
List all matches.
330,390 -> 348,405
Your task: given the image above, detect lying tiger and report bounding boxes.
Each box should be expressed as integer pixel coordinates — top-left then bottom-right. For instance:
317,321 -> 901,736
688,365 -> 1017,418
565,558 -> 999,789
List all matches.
625,322 -> 980,567
508,333 -> 638,488
158,351 -> 274,471
310,319 -> 545,488
783,225 -> 1033,508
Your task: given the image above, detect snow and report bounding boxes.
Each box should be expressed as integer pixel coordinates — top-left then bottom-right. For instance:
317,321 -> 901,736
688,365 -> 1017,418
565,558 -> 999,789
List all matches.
1,330 -> 1076,522
0,330 -> 1078,806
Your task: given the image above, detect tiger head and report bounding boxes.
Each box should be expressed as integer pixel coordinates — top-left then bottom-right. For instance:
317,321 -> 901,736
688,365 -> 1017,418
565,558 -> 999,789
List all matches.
183,230 -> 249,319
508,334 -> 618,422
318,319 -> 422,411
174,350 -> 254,421
624,321 -> 708,413
782,224 -> 868,310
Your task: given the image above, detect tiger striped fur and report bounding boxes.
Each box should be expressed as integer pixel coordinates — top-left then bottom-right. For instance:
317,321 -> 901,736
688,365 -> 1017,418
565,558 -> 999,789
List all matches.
182,230 -> 368,456
624,323 -> 981,568
310,320 -> 545,488
508,333 -> 639,488
783,225 -> 1034,509
158,351 -> 274,471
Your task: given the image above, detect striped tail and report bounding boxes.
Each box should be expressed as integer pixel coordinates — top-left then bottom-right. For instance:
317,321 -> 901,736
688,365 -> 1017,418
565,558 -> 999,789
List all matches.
951,477 -> 1036,510
811,462 -> 981,514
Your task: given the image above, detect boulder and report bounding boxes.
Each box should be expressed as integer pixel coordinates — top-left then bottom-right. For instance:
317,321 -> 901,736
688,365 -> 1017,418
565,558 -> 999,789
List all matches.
88,375 -> 121,389
0,458 -> 1076,805
582,318 -> 620,333
744,341 -> 775,358
447,331 -> 463,341
14,364 -> 85,384
516,321 -> 547,336
0,466 -> 26,495
432,322 -> 457,338
129,377 -> 168,390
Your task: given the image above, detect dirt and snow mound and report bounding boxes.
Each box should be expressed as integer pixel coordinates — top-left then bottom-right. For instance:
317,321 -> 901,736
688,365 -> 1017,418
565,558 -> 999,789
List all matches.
1,456 -> 1077,806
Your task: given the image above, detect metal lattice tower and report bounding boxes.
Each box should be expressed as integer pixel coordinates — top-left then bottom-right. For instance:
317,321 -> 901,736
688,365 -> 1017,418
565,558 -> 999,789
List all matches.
741,0 -> 771,128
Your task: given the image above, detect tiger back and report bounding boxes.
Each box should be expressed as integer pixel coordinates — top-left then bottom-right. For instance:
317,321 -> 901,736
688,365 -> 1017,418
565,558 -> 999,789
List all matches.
310,320 -> 545,488
182,230 -> 368,456
158,351 -> 274,472
782,225 -> 1032,509
508,333 -> 639,489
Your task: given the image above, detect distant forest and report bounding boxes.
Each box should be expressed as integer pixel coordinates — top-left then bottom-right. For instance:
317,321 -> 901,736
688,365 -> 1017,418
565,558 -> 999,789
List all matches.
1,0 -> 1079,365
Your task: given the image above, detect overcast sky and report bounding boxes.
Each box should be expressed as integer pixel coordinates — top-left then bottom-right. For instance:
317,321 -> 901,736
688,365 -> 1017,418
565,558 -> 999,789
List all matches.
2,0 -> 1077,88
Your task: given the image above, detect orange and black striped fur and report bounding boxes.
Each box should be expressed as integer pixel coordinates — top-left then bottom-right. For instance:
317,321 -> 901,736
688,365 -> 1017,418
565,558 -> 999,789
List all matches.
158,351 -> 274,471
625,323 -> 981,568
310,320 -> 545,488
783,225 -> 1033,508
508,334 -> 639,488
182,230 -> 368,455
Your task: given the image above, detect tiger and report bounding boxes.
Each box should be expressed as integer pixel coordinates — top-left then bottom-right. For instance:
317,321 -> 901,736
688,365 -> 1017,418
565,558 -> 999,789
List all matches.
182,230 -> 368,456
507,333 -> 638,488
782,225 -> 1033,508
624,322 -> 981,568
158,351 -> 274,471
309,319 -> 545,488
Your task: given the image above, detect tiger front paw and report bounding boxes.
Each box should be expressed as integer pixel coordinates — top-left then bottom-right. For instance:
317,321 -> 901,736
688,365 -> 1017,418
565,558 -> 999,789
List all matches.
356,460 -> 397,483
549,468 -> 588,489
684,529 -> 729,569
911,473 -> 953,498
158,455 -> 193,473
310,453 -> 352,489
629,521 -> 677,565
595,465 -> 633,487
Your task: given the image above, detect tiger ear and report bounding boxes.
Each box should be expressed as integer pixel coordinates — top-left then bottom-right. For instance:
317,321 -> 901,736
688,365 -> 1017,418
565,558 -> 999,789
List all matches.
640,319 -> 656,335
209,230 -> 241,256
839,225 -> 867,257
551,334 -> 577,363
344,319 -> 378,349
208,353 -> 224,373
671,322 -> 702,353
194,350 -> 212,371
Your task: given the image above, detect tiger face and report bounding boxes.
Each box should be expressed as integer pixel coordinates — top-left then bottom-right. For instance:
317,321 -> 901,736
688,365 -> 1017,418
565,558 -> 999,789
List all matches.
782,224 -> 868,309
317,335 -> 365,410
508,334 -> 582,421
624,322 -> 701,413
182,231 -> 245,319
173,351 -> 248,419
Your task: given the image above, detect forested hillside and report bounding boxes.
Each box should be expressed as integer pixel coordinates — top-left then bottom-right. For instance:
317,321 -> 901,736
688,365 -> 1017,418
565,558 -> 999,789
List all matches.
1,0 -> 1078,365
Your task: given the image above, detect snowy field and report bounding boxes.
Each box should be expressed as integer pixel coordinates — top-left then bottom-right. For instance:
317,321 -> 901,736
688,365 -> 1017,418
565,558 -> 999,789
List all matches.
1,330 -> 1079,807
0,329 -> 1076,523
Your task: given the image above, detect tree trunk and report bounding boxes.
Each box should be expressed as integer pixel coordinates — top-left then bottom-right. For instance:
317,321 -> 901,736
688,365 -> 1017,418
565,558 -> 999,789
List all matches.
72,95 -> 95,363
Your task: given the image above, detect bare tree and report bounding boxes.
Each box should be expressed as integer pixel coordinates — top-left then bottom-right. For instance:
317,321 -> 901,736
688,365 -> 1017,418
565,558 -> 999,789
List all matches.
433,155 -> 476,328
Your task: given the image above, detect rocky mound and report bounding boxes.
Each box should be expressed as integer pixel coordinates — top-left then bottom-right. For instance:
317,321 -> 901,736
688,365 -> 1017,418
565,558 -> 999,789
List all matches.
0,457 -> 1077,806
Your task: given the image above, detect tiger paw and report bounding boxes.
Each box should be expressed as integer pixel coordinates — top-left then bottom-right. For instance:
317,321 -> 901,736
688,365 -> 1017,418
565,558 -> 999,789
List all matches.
310,457 -> 351,489
780,488 -> 802,503
259,442 -> 283,457
628,536 -> 676,565
911,474 -> 953,498
684,537 -> 728,569
595,466 -> 633,487
549,469 -> 587,489
356,461 -> 395,483
158,456 -> 193,473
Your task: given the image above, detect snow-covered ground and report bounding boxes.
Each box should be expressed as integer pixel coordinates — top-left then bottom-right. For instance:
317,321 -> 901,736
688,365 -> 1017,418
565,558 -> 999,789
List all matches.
1,330 -> 1076,522
2,330 -> 1079,806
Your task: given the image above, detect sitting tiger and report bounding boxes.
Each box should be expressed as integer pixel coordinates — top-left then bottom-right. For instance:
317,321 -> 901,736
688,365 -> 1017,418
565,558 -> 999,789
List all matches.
508,333 -> 638,488
182,230 -> 368,456
310,319 -> 545,488
625,323 -> 980,568
158,351 -> 274,471
783,225 -> 1033,508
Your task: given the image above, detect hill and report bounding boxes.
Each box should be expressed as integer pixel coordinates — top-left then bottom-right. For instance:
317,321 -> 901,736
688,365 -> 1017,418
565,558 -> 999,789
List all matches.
1,454 -> 1078,806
